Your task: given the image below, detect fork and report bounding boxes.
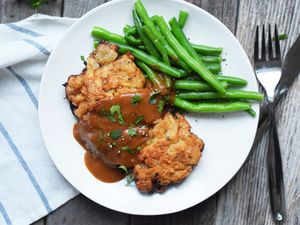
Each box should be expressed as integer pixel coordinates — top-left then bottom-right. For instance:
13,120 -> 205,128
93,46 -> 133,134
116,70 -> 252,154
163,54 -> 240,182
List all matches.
254,25 -> 286,222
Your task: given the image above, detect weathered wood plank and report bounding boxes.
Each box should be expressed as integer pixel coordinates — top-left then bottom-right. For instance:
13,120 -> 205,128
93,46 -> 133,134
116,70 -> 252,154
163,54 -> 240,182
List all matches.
131,196 -> 216,225
45,194 -> 129,225
215,0 -> 300,224
63,0 -> 107,18
32,218 -> 45,225
1,0 -> 63,23
196,0 -> 238,33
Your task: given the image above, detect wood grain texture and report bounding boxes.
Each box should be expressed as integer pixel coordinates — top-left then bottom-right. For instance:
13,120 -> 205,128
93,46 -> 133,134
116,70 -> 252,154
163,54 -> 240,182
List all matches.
32,218 -> 45,225
1,0 -> 63,23
45,195 -> 129,225
62,0 -> 107,18
215,0 -> 300,225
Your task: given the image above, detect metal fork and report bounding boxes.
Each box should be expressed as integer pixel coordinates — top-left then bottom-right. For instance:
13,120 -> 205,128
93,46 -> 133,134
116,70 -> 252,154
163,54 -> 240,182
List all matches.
254,25 -> 285,222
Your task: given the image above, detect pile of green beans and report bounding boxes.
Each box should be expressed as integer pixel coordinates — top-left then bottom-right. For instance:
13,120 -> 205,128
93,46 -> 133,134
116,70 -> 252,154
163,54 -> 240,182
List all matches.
91,0 -> 263,116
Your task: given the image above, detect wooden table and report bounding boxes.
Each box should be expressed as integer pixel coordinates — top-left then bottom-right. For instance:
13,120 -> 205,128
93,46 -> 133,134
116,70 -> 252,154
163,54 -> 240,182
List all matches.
1,0 -> 299,224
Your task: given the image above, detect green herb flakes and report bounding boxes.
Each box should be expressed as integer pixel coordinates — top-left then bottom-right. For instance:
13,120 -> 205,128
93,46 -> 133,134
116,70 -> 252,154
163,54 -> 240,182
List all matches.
118,165 -> 128,174
128,127 -> 137,136
110,105 -> 125,125
29,0 -> 45,9
158,100 -> 165,113
148,91 -> 160,104
99,109 -> 116,122
80,55 -> 87,65
126,174 -> 135,186
135,115 -> 144,125
121,146 -> 135,154
273,34 -> 288,41
131,94 -> 142,106
110,129 -> 122,140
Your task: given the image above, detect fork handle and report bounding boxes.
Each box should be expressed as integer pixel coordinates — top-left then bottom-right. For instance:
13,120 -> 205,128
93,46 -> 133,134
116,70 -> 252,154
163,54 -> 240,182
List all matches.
267,102 -> 286,222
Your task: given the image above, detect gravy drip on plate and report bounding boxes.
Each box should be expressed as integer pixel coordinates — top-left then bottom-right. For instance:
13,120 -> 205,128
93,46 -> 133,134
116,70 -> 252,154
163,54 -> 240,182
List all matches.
73,88 -> 162,183
84,152 -> 125,182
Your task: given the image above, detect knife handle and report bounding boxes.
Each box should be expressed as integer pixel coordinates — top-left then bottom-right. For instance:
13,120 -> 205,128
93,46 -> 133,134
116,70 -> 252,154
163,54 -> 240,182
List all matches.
267,102 -> 286,222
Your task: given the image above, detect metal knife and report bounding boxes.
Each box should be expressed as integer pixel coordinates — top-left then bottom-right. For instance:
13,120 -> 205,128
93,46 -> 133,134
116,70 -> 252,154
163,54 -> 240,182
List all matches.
252,34 -> 300,148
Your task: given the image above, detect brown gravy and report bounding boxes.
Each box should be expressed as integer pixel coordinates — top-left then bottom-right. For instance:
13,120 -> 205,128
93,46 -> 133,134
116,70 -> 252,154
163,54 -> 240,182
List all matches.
84,152 -> 125,183
73,88 -> 162,182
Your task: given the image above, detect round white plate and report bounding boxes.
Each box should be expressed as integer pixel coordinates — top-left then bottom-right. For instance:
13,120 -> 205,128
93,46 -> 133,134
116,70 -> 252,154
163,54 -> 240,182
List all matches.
39,0 -> 259,215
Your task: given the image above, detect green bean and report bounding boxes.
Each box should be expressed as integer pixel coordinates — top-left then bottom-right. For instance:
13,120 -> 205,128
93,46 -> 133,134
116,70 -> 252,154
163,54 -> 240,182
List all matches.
206,63 -> 221,74
142,26 -> 170,65
176,90 -> 264,101
124,34 -> 143,46
245,108 -> 256,117
186,75 -> 248,86
93,40 -> 99,49
169,17 -> 222,75
178,11 -> 189,28
199,55 -> 222,63
135,1 -> 191,72
123,25 -> 137,35
132,10 -> 162,60
91,28 -> 180,77
191,43 -> 223,56
155,16 -> 224,93
136,60 -> 164,84
115,42 -> 185,78
92,26 -> 126,44
174,97 -> 251,113
174,80 -> 227,91
138,45 -> 146,50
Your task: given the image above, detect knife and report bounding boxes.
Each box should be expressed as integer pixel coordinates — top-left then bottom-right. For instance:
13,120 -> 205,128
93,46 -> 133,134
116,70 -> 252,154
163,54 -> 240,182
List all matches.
252,34 -> 300,148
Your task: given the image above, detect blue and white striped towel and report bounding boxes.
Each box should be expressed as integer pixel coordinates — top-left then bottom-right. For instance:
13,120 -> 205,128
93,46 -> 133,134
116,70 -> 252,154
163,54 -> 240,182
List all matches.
0,15 -> 79,225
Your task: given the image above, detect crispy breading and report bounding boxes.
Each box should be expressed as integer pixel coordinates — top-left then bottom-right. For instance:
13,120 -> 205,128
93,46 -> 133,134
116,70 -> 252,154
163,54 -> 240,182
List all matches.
133,113 -> 204,192
66,42 -> 146,118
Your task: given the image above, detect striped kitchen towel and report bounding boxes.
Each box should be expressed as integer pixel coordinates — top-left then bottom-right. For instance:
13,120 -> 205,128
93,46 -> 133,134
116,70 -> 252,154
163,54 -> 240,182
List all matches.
0,15 -> 79,225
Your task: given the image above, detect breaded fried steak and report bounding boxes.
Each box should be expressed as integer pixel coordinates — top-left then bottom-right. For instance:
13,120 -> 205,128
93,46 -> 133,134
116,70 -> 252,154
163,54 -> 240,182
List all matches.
66,42 -> 205,192
66,41 -> 146,118
133,113 -> 204,192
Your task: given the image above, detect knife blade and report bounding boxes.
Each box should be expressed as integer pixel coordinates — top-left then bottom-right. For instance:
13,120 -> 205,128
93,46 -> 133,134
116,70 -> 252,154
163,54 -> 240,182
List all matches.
253,34 -> 300,148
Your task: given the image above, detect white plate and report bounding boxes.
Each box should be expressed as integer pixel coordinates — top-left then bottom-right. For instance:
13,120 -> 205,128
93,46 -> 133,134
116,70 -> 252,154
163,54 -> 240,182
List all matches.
39,0 -> 259,215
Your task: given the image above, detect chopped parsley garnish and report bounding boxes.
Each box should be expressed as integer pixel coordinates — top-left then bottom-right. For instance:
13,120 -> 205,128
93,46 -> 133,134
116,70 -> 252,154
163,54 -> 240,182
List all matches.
128,127 -> 137,136
110,105 -> 125,125
80,55 -> 87,65
99,109 -> 116,122
110,129 -> 122,140
148,91 -> 160,104
118,165 -> 128,174
121,146 -> 135,154
135,115 -> 144,125
29,0 -> 45,9
126,174 -> 135,186
273,34 -> 288,41
131,94 -> 142,106
158,100 -> 165,113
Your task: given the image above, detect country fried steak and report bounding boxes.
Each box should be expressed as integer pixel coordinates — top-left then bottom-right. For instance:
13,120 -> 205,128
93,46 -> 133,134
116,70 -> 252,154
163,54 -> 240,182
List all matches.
66,42 -> 204,192
133,113 -> 204,192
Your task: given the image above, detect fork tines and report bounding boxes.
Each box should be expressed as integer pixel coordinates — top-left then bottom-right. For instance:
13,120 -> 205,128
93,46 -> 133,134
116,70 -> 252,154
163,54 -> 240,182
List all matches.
254,24 -> 281,62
